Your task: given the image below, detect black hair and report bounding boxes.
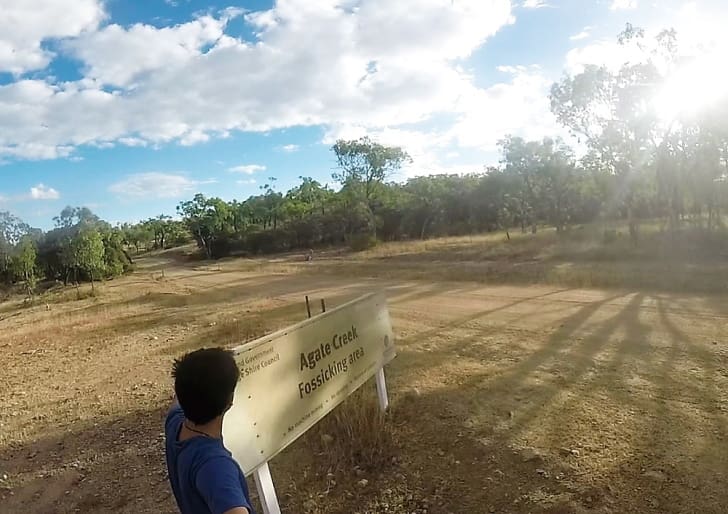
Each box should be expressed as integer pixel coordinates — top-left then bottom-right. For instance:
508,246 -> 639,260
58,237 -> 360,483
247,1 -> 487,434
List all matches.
172,347 -> 240,425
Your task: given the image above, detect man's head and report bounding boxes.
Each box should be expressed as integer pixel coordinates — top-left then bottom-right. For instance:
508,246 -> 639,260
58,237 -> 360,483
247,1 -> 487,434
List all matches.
172,347 -> 240,425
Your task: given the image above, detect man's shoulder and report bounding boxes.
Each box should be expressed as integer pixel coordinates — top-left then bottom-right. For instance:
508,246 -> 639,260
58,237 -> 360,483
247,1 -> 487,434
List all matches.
165,404 -> 185,435
166,403 -> 184,422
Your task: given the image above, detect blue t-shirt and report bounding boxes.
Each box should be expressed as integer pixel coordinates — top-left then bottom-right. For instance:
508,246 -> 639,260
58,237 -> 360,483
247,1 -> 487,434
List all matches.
165,405 -> 255,514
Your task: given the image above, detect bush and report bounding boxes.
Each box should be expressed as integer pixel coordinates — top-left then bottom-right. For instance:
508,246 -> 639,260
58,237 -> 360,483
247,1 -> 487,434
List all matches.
349,233 -> 378,252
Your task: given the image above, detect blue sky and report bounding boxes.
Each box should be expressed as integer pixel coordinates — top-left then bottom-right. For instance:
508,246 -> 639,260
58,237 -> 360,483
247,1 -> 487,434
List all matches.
1,0 -> 726,229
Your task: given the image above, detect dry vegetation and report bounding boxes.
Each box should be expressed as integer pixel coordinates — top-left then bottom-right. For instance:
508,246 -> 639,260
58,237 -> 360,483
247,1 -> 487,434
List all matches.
1,230 -> 728,513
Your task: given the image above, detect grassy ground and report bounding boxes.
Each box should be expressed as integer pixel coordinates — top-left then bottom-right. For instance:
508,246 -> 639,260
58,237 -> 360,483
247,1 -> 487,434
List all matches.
307,225 -> 728,293
1,231 -> 728,513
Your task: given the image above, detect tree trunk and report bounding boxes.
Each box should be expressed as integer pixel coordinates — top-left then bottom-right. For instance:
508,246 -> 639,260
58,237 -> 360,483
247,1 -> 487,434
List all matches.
420,215 -> 431,240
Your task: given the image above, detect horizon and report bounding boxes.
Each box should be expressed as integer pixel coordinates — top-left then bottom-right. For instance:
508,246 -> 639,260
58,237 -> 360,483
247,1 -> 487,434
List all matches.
1,0 -> 727,230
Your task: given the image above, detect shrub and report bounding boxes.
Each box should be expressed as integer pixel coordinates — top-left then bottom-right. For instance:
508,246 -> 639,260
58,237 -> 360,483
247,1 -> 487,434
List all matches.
349,233 -> 378,252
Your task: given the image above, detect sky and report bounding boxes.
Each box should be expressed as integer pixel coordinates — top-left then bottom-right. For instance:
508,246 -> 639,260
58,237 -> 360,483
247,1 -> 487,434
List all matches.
0,0 -> 726,229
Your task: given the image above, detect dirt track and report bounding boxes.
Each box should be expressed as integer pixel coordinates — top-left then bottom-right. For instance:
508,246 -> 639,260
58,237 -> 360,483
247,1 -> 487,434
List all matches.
1,255 -> 727,513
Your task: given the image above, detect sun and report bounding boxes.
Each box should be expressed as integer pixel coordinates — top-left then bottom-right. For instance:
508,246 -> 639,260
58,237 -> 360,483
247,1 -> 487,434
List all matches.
653,52 -> 728,122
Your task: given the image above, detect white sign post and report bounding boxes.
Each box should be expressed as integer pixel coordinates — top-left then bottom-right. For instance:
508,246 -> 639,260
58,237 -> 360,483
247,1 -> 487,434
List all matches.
224,292 -> 395,514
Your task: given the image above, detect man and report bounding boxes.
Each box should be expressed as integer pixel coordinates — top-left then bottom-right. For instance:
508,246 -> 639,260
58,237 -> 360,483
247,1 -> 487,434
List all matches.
165,347 -> 254,514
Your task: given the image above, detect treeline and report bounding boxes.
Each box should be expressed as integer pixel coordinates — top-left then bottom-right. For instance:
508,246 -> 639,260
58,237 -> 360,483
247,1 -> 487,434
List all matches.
0,207 -> 134,296
173,26 -> 728,259
172,136 -> 609,259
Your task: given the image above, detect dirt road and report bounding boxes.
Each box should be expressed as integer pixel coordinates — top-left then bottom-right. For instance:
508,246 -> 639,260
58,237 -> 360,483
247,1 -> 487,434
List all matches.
1,255 -> 727,513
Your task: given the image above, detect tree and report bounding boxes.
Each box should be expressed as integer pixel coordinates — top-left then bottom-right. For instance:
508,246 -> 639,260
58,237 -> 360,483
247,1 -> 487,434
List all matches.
71,229 -> 105,292
146,215 -> 173,249
0,212 -> 30,284
550,24 -> 683,239
54,206 -> 100,229
11,237 -> 38,297
332,137 -> 410,238
177,194 -> 232,259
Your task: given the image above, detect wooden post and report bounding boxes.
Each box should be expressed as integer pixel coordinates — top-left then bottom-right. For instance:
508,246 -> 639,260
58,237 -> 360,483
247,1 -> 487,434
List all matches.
320,298 -> 326,313
253,463 -> 281,514
305,295 -> 311,318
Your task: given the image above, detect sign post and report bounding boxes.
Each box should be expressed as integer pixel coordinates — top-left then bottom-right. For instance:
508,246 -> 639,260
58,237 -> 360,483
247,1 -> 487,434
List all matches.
253,462 -> 281,514
225,292 -> 395,513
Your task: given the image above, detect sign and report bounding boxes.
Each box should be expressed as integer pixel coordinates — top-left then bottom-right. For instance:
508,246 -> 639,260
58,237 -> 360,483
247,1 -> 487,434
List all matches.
222,292 -> 396,474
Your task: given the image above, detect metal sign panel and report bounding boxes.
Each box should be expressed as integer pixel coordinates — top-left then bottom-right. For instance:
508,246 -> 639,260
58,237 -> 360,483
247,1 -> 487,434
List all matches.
222,292 -> 396,473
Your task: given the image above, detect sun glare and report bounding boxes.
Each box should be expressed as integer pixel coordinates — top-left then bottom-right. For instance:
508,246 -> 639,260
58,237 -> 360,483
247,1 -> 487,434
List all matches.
653,52 -> 728,122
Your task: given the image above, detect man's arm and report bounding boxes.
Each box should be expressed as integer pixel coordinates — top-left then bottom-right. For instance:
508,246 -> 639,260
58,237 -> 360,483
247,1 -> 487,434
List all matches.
223,508 -> 248,514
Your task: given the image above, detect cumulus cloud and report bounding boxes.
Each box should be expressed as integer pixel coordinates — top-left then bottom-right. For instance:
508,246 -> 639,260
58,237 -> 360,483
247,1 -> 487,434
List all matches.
0,0 -> 105,74
323,65 -> 568,176
0,0 -> 514,161
29,183 -> 60,200
228,164 -> 266,174
64,14 -> 233,87
448,66 -> 567,151
279,144 -> 300,152
108,172 -> 207,199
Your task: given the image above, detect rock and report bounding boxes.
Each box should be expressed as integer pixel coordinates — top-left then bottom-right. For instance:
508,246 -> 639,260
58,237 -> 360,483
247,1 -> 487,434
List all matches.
320,433 -> 334,445
643,470 -> 667,482
644,469 -> 667,482
521,448 -> 542,463
536,469 -> 547,476
559,447 -> 580,457
357,478 -> 369,488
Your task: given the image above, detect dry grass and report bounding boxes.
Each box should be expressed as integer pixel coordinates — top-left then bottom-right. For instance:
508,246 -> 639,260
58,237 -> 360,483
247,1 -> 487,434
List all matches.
311,387 -> 397,473
300,225 -> 728,294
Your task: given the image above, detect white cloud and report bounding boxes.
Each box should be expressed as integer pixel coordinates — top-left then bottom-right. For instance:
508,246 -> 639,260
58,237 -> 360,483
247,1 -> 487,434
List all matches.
228,164 -> 266,174
108,172 -> 205,199
570,30 -> 591,41
322,64 -> 570,175
610,0 -> 637,9
118,137 -> 148,147
237,179 -> 257,185
280,144 -> 300,153
64,14 -> 233,87
565,39 -> 646,74
449,65 -> 567,151
0,0 -> 105,74
0,0 -> 515,161
522,0 -> 551,8
29,183 -> 60,200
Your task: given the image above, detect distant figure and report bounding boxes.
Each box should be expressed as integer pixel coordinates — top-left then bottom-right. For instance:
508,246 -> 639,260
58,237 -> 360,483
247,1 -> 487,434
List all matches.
305,248 -> 314,262
165,348 -> 254,514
